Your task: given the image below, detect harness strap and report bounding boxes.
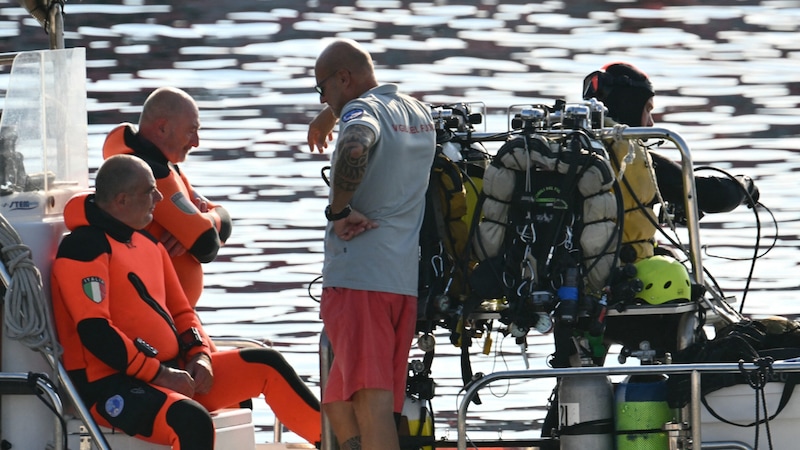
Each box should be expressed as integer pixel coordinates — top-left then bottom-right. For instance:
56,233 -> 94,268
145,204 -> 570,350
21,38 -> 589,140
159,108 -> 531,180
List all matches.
559,418 -> 615,436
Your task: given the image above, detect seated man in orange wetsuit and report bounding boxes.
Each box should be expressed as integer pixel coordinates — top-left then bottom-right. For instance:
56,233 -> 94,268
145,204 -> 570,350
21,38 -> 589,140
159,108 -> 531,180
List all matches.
51,155 -> 321,449
102,87 -> 230,308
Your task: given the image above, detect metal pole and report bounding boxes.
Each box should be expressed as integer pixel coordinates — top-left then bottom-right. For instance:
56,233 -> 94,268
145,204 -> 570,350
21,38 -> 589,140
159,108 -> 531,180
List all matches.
602,127 -> 702,282
701,443 -> 753,450
0,372 -> 64,427
456,362 -> 800,450
601,127 -> 742,324
691,369 -> 702,450
55,358 -> 112,450
47,2 -> 64,50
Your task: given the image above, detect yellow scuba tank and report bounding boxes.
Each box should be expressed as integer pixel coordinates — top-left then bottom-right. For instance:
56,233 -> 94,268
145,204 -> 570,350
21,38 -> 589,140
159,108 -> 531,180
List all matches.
400,395 -> 434,450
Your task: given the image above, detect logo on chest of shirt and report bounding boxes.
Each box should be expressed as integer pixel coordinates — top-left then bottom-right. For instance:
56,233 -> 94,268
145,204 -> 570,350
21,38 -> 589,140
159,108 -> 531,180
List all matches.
342,108 -> 364,122
82,276 -> 107,303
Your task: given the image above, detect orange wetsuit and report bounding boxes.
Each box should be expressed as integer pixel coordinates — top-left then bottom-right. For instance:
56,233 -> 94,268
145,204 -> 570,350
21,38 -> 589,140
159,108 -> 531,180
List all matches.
103,124 -> 232,306
51,193 -> 321,448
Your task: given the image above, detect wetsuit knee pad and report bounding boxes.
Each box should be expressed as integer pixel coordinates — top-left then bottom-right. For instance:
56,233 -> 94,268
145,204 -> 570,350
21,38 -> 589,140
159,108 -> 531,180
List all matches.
166,398 -> 214,449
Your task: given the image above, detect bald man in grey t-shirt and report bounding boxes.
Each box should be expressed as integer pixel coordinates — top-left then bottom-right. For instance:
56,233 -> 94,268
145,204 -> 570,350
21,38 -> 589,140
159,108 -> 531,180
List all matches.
308,39 -> 435,450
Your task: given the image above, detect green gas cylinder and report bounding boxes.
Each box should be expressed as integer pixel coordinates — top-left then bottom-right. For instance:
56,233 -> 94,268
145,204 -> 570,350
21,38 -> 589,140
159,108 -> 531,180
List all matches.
616,374 -> 675,450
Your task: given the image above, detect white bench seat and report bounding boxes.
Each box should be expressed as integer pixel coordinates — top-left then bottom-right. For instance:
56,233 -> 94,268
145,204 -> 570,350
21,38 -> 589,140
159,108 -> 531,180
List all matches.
67,407 -> 255,449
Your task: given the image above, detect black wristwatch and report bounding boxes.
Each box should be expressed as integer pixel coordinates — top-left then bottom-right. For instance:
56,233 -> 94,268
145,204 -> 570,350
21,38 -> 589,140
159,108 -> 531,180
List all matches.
325,204 -> 352,221
179,327 -> 204,353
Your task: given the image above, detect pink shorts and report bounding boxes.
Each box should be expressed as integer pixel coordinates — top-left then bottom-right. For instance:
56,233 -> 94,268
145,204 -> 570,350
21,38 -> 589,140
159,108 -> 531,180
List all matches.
320,287 -> 417,413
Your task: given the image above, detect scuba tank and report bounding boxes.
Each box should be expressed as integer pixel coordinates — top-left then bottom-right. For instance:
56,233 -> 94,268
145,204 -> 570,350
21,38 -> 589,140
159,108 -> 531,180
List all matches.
615,374 -> 675,450
558,374 -> 615,449
400,395 -> 434,450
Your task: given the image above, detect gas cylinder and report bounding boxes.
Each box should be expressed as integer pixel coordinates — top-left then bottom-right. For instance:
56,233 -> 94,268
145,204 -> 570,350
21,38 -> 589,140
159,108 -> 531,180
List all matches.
558,374 -> 615,450
616,374 -> 674,450
400,395 -> 433,450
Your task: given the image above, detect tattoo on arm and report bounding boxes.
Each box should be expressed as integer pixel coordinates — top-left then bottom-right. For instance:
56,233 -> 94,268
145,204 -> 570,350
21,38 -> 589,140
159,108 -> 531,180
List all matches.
341,436 -> 362,450
333,124 -> 376,193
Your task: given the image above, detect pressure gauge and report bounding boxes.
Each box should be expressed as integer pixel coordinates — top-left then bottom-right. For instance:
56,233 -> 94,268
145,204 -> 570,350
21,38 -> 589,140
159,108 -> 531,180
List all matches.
417,333 -> 435,353
534,312 -> 554,334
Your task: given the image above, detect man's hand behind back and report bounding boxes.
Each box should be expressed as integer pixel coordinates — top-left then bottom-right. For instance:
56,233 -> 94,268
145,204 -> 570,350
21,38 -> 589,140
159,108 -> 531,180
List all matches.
332,209 -> 378,241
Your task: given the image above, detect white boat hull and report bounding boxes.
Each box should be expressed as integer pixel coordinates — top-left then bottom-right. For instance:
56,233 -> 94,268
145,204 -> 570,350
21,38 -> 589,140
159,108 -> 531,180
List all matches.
701,382 -> 800,449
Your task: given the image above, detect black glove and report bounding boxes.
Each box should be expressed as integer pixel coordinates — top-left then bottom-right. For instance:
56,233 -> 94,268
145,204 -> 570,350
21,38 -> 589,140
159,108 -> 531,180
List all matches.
735,174 -> 760,208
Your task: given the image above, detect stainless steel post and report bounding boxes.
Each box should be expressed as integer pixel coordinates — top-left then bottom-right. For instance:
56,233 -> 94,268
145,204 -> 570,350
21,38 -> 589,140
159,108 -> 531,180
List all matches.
691,370 -> 702,450
47,1 -> 64,49
602,127 -> 743,324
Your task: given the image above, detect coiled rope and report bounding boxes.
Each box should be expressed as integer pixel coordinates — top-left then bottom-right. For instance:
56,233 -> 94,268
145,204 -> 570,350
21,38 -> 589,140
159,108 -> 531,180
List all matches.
0,213 -> 62,362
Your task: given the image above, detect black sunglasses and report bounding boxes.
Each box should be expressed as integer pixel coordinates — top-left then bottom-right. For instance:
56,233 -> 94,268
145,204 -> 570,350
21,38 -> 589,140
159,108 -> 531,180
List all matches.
314,70 -> 339,96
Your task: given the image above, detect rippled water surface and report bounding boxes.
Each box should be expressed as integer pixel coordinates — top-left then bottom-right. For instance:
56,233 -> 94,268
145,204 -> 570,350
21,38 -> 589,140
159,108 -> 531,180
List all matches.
2,0 -> 799,444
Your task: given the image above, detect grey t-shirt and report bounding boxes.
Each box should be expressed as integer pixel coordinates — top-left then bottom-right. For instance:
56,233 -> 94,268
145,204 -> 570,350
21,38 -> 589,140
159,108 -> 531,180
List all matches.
322,84 -> 435,296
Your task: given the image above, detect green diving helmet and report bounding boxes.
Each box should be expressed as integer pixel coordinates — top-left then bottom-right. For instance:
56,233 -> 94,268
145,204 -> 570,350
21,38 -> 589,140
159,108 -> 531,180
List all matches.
634,255 -> 691,305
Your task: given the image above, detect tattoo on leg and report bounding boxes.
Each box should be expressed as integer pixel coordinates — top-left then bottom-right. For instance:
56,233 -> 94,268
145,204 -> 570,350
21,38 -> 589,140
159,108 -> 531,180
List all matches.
342,436 -> 362,450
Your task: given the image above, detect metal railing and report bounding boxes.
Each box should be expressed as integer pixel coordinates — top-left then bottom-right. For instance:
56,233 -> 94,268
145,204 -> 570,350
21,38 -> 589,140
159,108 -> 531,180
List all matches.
456,361 -> 800,450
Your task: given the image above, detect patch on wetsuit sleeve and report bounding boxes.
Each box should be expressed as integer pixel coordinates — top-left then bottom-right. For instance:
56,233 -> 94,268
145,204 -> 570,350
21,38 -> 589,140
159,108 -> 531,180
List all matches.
82,277 -> 107,303
170,192 -> 196,214
341,108 -> 364,122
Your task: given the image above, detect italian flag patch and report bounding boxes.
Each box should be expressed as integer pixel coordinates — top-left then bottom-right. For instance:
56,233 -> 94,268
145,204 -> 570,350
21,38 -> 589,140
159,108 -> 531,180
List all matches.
82,277 -> 106,303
